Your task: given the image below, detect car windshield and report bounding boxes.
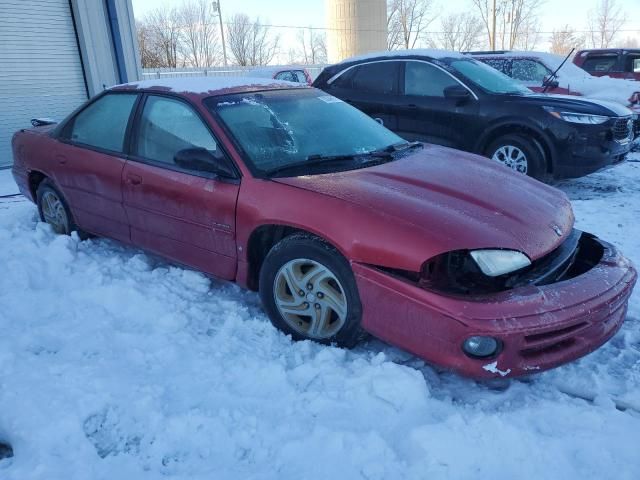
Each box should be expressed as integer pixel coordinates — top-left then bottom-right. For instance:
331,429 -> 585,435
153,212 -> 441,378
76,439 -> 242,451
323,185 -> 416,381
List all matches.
207,89 -> 405,176
445,58 -> 532,95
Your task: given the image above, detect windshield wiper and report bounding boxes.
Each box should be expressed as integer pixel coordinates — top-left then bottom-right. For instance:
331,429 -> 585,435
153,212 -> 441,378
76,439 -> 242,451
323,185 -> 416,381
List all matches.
367,141 -> 423,156
266,154 -> 359,177
266,142 -> 423,178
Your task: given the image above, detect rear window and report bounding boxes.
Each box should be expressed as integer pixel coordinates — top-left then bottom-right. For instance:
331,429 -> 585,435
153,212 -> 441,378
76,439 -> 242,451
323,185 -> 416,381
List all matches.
352,62 -> 399,95
582,55 -> 618,73
626,55 -> 640,73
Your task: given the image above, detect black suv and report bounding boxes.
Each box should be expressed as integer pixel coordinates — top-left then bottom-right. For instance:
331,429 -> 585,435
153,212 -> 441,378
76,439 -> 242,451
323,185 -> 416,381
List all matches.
313,51 -> 635,179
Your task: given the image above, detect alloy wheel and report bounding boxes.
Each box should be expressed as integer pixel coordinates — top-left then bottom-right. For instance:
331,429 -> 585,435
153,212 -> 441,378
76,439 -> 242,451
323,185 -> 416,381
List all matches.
41,190 -> 69,234
273,258 -> 348,339
491,145 -> 528,174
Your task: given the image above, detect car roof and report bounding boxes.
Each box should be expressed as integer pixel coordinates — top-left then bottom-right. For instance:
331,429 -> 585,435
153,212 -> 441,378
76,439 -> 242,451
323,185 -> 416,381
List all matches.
110,76 -> 306,97
336,48 -> 466,66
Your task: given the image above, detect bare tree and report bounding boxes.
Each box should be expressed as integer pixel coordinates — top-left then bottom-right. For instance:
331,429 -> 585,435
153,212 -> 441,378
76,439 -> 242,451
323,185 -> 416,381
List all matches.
471,0 -> 544,50
549,25 -> 584,55
387,0 -> 436,50
227,14 -> 280,66
431,12 -> 484,51
136,20 -> 165,68
178,0 -> 219,67
297,27 -> 327,65
587,0 -> 626,48
144,6 -> 182,68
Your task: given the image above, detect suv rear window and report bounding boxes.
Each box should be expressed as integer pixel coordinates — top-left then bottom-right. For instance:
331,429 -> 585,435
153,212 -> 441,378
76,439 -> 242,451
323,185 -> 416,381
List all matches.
352,62 -> 399,94
582,55 -> 618,73
626,55 -> 640,73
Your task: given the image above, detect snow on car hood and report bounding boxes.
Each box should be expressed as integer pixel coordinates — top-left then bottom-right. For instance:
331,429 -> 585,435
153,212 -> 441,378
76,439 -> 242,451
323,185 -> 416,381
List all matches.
275,144 -> 574,262
523,51 -> 639,107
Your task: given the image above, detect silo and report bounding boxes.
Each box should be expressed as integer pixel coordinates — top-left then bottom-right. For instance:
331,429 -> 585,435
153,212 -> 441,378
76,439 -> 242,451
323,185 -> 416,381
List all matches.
326,0 -> 388,63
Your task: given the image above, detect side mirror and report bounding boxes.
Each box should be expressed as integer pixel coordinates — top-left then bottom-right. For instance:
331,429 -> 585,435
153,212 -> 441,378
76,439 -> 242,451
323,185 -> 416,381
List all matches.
174,147 -> 235,178
543,76 -> 560,89
444,85 -> 472,104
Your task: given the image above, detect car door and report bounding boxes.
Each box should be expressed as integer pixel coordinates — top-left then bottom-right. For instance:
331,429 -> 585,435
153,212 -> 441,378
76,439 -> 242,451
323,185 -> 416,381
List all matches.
395,60 -> 478,149
328,61 -> 401,131
123,94 -> 240,280
54,92 -> 139,242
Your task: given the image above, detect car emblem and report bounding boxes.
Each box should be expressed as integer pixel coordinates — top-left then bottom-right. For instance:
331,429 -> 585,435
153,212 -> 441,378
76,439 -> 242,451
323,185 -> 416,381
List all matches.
551,224 -> 563,237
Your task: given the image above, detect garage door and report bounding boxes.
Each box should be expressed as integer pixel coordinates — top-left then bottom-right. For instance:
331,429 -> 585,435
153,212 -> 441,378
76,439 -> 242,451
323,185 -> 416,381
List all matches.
0,0 -> 88,167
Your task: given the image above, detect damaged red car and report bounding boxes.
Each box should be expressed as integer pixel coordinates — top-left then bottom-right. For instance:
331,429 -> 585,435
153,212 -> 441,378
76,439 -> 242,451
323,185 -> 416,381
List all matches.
11,78 -> 637,379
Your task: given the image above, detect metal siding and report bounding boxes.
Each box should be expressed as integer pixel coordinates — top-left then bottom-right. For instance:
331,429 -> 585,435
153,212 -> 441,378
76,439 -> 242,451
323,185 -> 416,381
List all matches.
0,0 -> 88,167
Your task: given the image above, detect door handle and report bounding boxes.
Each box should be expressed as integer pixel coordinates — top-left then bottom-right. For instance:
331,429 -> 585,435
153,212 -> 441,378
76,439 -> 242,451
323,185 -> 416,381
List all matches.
126,174 -> 142,186
55,155 -> 67,165
406,104 -> 418,109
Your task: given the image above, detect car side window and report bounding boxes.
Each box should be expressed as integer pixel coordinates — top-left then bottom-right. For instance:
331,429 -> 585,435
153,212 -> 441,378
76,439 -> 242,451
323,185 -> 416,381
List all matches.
331,67 -> 358,89
135,95 -> 219,167
481,59 -> 508,75
275,71 -> 296,82
352,62 -> 398,94
626,55 -> 640,73
404,61 -> 458,97
292,70 -> 308,83
582,55 -> 618,73
511,59 -> 551,83
66,93 -> 137,153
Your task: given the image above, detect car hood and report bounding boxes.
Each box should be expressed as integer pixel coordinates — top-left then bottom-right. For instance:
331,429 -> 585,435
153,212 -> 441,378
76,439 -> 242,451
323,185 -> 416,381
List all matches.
274,145 -> 574,262
514,93 -> 633,116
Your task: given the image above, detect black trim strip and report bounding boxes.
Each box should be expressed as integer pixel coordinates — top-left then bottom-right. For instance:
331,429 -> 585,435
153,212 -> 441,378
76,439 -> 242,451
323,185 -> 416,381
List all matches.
68,0 -> 90,99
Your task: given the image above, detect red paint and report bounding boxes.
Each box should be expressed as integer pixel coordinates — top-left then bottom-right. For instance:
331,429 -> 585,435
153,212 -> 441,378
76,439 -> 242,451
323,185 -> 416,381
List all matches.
11,81 -> 637,379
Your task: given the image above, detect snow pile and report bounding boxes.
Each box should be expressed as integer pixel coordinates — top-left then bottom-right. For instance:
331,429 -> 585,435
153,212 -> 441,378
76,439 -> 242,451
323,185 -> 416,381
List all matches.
0,156 -> 639,478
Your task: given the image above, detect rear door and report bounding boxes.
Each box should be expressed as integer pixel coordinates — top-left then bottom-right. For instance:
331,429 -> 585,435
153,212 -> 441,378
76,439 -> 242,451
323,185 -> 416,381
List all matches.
123,94 -> 239,280
54,92 -> 139,242
327,61 -> 401,131
395,60 -> 478,149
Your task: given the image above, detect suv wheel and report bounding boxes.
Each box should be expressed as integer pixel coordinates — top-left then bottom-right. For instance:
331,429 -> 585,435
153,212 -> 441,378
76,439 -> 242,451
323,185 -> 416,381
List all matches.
486,134 -> 546,179
259,234 -> 364,347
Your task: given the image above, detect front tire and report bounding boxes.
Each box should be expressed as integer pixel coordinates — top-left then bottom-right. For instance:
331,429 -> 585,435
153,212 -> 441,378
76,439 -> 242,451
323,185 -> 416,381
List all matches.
259,234 -> 364,347
486,134 -> 546,180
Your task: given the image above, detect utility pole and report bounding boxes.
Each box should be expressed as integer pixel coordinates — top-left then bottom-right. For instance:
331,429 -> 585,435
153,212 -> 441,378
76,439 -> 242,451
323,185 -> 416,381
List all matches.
213,1 -> 228,66
491,0 -> 497,50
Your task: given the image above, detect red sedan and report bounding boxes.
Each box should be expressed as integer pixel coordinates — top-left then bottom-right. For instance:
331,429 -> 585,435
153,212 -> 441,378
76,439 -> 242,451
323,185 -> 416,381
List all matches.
11,77 -> 637,379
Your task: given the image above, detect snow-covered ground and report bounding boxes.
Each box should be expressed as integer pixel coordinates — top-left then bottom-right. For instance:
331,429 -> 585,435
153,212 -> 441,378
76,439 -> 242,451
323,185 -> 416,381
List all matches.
0,169 -> 19,197
0,156 -> 639,479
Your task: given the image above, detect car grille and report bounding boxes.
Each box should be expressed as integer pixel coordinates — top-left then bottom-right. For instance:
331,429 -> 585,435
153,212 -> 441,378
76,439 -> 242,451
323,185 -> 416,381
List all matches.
612,117 -> 633,143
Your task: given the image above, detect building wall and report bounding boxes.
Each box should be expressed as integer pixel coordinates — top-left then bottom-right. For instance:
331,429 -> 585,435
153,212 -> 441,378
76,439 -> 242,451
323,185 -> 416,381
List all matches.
326,0 -> 388,63
71,0 -> 141,96
0,0 -> 140,167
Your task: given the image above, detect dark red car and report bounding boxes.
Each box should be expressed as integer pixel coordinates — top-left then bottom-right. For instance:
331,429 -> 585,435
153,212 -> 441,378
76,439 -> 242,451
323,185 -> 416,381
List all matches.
574,49 -> 640,81
11,78 -> 637,379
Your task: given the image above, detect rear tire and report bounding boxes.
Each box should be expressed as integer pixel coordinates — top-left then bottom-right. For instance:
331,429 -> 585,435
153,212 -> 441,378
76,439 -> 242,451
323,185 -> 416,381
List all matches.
36,179 -> 87,238
259,234 -> 365,347
486,134 -> 547,180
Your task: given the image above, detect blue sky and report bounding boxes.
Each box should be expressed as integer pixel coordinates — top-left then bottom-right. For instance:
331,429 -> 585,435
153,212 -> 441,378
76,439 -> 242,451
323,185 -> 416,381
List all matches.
131,0 -> 640,54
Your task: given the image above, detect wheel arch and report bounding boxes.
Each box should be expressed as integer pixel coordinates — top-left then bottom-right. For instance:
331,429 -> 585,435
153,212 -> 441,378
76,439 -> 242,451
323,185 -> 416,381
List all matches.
28,170 -> 49,201
243,223 -> 347,291
474,121 -> 556,174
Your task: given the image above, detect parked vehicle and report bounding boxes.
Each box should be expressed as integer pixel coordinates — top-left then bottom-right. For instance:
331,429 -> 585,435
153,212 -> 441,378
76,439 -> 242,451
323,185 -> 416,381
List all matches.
314,49 -> 635,179
247,66 -> 312,85
574,49 -> 640,81
11,77 -> 636,379
469,50 -> 640,114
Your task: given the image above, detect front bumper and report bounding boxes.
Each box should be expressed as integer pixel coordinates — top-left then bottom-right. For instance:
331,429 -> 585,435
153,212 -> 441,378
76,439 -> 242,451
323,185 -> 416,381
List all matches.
552,119 -> 633,178
353,237 -> 637,379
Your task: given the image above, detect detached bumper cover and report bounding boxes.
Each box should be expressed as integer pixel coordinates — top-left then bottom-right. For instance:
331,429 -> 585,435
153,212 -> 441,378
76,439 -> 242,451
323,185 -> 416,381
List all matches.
353,238 -> 637,379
